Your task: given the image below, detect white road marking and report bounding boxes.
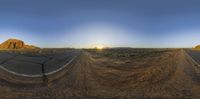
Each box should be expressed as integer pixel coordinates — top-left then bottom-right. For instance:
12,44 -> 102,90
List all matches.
0,54 -> 79,77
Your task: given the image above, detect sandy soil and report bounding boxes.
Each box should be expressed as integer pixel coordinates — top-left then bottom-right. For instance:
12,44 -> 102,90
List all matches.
0,49 -> 200,99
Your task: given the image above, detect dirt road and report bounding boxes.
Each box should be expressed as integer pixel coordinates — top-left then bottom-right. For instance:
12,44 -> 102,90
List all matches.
1,49 -> 200,99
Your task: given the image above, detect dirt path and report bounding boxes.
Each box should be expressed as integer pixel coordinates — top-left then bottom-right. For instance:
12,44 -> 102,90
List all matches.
1,50 -> 200,99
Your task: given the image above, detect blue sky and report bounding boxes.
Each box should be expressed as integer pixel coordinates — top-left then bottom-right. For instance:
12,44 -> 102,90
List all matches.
0,0 -> 200,48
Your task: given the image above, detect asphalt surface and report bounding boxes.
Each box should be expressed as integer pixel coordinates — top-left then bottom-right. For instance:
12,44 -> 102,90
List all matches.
185,49 -> 200,64
0,50 -> 80,75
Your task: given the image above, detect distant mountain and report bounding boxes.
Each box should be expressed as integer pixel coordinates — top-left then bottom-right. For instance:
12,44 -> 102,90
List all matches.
0,38 -> 39,49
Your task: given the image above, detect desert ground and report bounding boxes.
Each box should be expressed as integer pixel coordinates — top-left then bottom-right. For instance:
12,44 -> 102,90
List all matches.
0,48 -> 200,99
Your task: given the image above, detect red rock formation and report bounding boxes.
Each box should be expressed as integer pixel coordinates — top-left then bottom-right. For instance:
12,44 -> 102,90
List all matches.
195,45 -> 200,49
0,38 -> 39,49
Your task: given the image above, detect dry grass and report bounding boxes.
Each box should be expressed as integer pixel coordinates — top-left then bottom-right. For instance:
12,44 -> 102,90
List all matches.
1,48 -> 200,99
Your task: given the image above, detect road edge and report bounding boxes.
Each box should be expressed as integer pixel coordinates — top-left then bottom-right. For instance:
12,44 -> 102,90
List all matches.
182,49 -> 200,67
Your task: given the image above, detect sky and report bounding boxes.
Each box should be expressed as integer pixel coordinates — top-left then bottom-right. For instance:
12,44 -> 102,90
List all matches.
0,0 -> 200,48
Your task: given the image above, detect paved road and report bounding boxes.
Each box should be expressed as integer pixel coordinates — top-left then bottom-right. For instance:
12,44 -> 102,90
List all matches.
0,50 -> 80,76
185,49 -> 200,64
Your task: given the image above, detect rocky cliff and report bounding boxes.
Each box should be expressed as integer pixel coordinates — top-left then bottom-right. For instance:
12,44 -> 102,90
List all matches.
0,38 -> 39,49
195,45 -> 200,49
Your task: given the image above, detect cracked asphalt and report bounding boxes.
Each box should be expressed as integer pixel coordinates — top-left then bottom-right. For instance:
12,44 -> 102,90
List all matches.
0,50 -> 80,75
185,49 -> 200,65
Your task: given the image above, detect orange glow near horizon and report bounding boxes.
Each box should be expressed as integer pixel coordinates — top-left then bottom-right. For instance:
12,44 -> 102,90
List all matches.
95,44 -> 104,50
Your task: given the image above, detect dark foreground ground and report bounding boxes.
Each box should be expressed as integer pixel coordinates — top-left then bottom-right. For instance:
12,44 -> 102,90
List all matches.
0,48 -> 200,99
0,50 -> 80,75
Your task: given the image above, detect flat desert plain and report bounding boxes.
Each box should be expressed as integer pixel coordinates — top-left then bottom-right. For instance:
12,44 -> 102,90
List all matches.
0,48 -> 200,99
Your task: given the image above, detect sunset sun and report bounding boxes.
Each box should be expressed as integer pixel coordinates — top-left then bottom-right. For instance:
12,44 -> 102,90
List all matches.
96,44 -> 104,50
0,0 -> 200,98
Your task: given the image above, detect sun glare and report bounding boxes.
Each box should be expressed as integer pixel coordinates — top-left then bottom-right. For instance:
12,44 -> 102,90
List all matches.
96,44 -> 104,50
